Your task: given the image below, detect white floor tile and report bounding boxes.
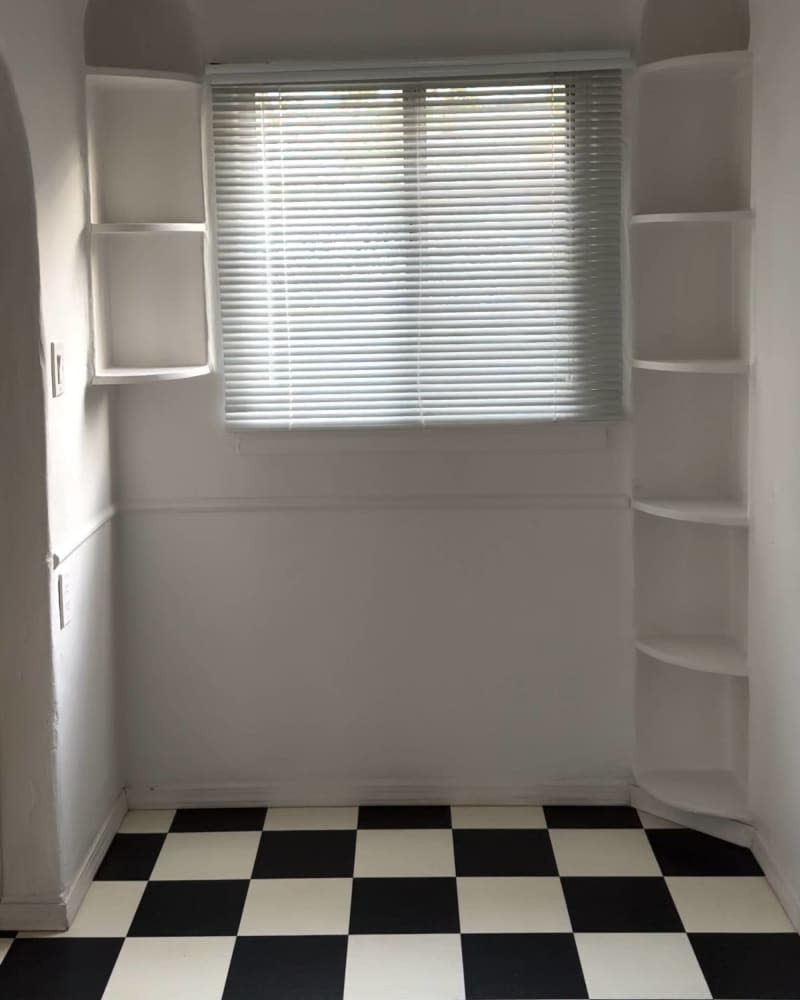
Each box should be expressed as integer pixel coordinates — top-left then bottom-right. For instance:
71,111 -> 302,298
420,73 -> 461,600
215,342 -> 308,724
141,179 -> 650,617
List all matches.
576,933 -> 711,999
0,940 -> 12,964
119,810 -> 176,834
354,829 -> 455,878
20,882 -> 146,939
263,807 -> 358,830
551,828 -> 661,876
239,878 -> 352,935
102,937 -> 235,1000
344,934 -> 465,1000
457,876 -> 570,932
150,832 -> 260,881
667,876 -> 795,932
451,806 -> 546,829
637,810 -> 681,830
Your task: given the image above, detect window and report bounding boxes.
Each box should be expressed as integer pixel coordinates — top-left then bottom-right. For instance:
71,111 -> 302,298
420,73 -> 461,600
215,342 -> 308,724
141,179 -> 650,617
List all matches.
210,63 -> 623,428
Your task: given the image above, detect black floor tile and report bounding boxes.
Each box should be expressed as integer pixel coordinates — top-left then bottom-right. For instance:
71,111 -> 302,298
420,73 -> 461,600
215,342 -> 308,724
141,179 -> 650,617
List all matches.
128,879 -> 248,936
462,933 -> 588,999
647,829 -> 763,876
170,807 -> 267,832
454,829 -> 558,876
253,831 -> 356,878
94,833 -> 165,881
544,805 -> 642,828
358,805 -> 452,829
562,876 -> 683,932
223,935 -> 347,1000
0,939 -> 122,1000
349,877 -> 460,934
691,933 -> 800,999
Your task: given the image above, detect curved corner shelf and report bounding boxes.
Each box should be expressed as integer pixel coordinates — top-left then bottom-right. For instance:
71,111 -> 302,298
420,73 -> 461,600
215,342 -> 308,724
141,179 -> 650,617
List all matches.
91,365 -> 211,385
635,768 -> 749,823
636,636 -> 747,677
91,222 -> 207,235
86,67 -> 202,87
633,358 -> 750,375
633,498 -> 748,527
637,51 -> 751,80
631,211 -> 753,226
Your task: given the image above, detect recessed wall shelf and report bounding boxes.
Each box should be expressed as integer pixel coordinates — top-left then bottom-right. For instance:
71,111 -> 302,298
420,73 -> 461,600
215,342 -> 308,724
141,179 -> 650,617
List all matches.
91,222 -> 207,235
633,499 -> 748,526
636,636 -> 747,677
631,211 -> 753,225
632,358 -> 750,374
635,769 -> 749,823
86,66 -> 210,384
91,365 -> 212,386
637,50 -> 751,80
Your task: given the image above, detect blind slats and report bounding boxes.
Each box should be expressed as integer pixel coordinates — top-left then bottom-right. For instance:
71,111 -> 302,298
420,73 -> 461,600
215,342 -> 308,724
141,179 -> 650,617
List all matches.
211,70 -> 622,428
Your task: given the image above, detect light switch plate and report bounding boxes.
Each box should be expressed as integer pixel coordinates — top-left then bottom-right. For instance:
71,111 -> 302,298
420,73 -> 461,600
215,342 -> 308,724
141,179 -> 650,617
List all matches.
58,572 -> 72,629
51,341 -> 65,397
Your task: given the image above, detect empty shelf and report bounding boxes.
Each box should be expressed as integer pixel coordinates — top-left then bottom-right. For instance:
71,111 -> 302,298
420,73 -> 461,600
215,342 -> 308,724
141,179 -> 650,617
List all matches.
633,358 -> 750,374
91,365 -> 211,385
635,768 -> 749,822
636,636 -> 747,677
633,498 -> 748,526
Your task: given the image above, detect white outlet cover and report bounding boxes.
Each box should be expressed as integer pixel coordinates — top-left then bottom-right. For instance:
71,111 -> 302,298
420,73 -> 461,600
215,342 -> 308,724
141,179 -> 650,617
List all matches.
51,342 -> 65,397
58,572 -> 72,628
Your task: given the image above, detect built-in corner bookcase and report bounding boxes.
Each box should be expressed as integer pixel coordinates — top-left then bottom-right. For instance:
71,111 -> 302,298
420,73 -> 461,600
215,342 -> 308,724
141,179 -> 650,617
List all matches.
86,68 -> 211,384
630,49 -> 753,839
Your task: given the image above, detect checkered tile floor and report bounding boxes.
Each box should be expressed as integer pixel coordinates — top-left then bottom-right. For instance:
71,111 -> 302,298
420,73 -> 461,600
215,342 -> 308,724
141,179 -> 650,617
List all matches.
0,805 -> 798,999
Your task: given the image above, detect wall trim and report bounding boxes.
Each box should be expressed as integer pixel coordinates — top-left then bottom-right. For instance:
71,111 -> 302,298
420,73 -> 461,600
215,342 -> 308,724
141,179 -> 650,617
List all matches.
630,786 -> 754,848
752,833 -> 800,932
0,791 -> 127,932
121,493 -> 631,515
50,504 -> 117,568
126,780 -> 631,810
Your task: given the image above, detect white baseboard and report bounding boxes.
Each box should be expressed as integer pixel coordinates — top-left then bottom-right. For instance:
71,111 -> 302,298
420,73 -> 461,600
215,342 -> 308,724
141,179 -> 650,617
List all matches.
126,779 -> 631,810
630,786 -> 754,847
752,833 -> 800,932
0,790 -> 127,932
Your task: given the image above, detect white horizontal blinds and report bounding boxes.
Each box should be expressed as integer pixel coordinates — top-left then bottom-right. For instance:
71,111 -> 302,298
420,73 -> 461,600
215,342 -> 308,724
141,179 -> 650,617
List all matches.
211,70 -> 623,428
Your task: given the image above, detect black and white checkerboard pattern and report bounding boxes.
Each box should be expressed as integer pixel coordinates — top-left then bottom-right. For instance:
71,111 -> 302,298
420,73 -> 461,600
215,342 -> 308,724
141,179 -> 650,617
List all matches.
0,805 -> 799,999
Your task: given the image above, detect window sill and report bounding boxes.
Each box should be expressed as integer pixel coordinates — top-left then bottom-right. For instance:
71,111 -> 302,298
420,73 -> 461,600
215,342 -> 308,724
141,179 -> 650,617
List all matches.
232,418 -> 626,457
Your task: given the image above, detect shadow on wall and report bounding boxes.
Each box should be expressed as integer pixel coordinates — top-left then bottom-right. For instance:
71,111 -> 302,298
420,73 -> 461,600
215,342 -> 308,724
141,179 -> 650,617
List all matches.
0,56 -> 61,899
84,0 -> 202,73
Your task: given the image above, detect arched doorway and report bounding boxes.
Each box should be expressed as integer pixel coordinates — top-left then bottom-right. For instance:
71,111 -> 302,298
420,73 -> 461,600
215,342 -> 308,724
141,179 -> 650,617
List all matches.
0,55 -> 60,917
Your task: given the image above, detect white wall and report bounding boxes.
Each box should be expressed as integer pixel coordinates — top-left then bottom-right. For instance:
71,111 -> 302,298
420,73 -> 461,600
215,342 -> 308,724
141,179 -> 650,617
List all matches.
748,0 -> 800,921
0,0 -> 121,917
111,0 -> 639,803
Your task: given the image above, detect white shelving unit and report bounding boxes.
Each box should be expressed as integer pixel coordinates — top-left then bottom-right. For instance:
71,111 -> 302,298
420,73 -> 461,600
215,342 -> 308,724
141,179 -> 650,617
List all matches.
630,34 -> 753,839
86,67 -> 211,384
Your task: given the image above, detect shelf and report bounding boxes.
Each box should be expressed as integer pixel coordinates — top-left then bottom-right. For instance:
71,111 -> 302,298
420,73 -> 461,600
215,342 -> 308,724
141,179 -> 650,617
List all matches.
92,222 -> 206,235
91,365 -> 211,385
635,768 -> 749,822
631,211 -> 753,225
633,498 -> 748,526
637,51 -> 751,79
87,67 -> 201,87
633,358 -> 749,374
636,636 -> 747,677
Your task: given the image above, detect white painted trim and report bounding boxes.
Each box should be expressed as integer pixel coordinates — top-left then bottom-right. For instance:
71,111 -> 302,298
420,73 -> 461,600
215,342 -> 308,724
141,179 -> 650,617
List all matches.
0,791 -> 127,932
121,494 -> 631,515
630,785 -> 754,847
49,504 -> 117,568
207,51 -> 634,85
752,833 -> 800,932
63,791 -> 128,926
127,780 -> 631,810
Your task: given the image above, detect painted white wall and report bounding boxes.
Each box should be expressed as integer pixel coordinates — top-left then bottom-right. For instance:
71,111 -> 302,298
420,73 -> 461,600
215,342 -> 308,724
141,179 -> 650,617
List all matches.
748,0 -> 800,919
0,0 -> 121,915
107,0 -> 640,802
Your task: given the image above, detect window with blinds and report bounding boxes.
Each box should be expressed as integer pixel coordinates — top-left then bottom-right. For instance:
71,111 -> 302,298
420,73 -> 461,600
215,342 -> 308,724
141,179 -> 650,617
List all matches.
211,66 -> 623,428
